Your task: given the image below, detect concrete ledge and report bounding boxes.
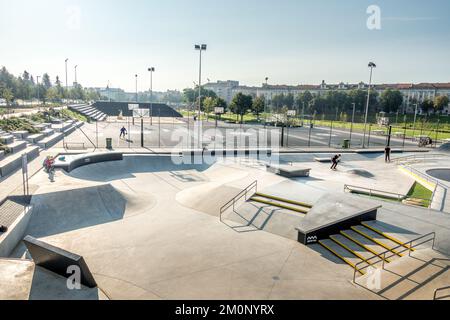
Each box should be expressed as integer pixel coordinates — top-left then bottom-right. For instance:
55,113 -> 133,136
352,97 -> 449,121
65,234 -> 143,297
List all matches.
266,164 -> 311,177
0,204 -> 32,257
54,151 -> 123,172
23,236 -> 97,288
0,146 -> 40,177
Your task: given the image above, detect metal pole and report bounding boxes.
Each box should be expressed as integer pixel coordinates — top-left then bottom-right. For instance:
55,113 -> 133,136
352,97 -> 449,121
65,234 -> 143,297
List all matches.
36,76 -> 40,111
367,124 -> 372,147
363,64 -> 375,148
96,120 -> 98,148
158,107 -> 161,149
403,115 -> 407,148
74,65 -> 78,84
435,119 -> 440,148
329,120 -> 333,147
135,74 -> 138,103
198,49 -> 202,149
412,104 -> 418,138
349,103 -> 355,147
140,117 -> 144,148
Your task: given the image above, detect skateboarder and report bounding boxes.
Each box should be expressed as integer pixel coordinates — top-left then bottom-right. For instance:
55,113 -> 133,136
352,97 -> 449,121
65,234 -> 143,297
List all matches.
120,126 -> 127,139
331,154 -> 341,171
385,146 -> 392,163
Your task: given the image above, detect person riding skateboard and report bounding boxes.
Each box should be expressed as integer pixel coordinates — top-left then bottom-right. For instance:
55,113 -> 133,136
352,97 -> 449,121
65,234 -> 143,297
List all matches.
331,154 -> 341,171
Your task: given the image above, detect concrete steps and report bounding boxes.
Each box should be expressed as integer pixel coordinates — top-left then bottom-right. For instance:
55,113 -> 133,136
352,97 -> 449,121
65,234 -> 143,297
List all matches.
319,239 -> 369,273
41,128 -> 55,137
37,132 -> 64,149
0,135 -> 15,145
4,140 -> 27,154
10,131 -> 29,139
26,134 -> 45,143
0,146 -> 40,177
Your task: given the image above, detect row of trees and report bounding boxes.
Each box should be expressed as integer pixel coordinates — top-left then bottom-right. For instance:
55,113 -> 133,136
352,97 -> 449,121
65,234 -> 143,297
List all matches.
0,66 -> 103,106
183,84 -> 449,123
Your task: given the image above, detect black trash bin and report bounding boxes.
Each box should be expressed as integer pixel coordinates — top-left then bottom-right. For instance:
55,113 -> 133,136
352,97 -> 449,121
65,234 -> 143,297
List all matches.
106,138 -> 112,150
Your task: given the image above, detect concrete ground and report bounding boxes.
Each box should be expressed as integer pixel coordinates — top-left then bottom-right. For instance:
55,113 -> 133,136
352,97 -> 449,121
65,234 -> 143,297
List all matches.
2,152 -> 449,300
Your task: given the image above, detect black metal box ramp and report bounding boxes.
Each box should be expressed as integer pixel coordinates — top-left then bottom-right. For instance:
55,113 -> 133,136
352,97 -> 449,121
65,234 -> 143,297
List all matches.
296,193 -> 381,245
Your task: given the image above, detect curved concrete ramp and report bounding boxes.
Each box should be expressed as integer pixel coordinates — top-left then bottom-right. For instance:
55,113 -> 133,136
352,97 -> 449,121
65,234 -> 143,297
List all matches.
25,183 -> 156,239
68,155 -> 212,182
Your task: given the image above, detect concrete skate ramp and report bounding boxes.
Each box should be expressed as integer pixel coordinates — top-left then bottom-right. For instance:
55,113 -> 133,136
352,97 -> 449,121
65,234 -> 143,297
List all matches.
438,142 -> 450,153
345,169 -> 375,178
68,155 -> 212,182
176,165 -> 250,216
427,169 -> 450,182
26,183 -> 155,238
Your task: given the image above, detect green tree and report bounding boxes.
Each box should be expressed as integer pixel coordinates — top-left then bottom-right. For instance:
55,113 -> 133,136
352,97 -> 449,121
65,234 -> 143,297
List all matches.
230,93 -> 253,123
252,96 -> 265,120
380,89 -> 403,113
2,87 -> 14,105
203,96 -> 215,121
420,99 -> 434,115
434,95 -> 449,114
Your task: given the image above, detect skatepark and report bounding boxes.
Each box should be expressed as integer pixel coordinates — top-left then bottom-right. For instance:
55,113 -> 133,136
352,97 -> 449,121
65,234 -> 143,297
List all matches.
1,145 -> 449,300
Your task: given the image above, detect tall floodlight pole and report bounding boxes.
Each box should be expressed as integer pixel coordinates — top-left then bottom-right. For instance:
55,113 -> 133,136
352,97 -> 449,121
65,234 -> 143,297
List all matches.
65,58 -> 69,103
148,67 -> 155,125
349,102 -> 356,147
74,65 -> 78,84
412,103 -> 419,138
264,77 -> 269,128
36,76 -> 40,111
195,44 -> 207,148
135,74 -> 138,102
362,62 -> 376,148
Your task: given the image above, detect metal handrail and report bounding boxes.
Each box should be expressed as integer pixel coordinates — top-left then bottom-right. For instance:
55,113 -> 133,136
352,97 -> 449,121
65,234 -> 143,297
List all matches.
353,232 -> 436,282
434,286 -> 450,300
219,180 -> 258,222
393,153 -> 449,165
344,184 -> 430,203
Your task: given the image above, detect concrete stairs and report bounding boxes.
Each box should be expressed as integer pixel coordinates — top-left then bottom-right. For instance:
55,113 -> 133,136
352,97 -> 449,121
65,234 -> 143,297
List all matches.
69,104 -> 107,121
318,220 -> 422,275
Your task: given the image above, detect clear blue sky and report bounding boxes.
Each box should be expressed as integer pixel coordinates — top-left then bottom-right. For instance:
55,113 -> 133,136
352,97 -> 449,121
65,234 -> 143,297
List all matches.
1,0 -> 449,92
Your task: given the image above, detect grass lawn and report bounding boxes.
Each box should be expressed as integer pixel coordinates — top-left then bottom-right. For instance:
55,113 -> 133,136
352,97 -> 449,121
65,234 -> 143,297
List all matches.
407,182 -> 433,207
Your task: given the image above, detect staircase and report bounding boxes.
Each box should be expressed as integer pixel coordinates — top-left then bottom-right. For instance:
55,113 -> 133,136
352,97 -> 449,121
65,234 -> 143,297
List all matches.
69,104 -> 107,121
318,220 -> 427,275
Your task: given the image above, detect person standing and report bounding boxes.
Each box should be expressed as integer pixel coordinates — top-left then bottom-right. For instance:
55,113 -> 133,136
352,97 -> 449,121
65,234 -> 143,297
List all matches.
120,126 -> 127,139
43,156 -> 56,182
385,146 -> 392,163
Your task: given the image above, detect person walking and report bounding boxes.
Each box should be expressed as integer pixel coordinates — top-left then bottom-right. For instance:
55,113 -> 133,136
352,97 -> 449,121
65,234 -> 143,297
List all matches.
385,146 -> 392,163
331,154 -> 341,171
120,126 -> 127,139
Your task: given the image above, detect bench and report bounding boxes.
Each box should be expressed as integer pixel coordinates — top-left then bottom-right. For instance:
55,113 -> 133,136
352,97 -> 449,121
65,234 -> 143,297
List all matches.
64,142 -> 86,150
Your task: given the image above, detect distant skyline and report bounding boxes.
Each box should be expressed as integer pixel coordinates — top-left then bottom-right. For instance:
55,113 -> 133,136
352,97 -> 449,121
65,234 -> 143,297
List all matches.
1,0 -> 449,92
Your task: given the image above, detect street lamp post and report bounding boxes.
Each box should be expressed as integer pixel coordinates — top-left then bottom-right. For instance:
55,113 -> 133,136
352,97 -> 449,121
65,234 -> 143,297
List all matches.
36,76 -> 40,111
135,74 -> 138,102
195,44 -> 207,149
412,103 -> 419,138
264,77 -> 269,128
349,102 -> 356,147
74,65 -> 78,84
362,62 -> 376,148
148,67 -> 155,125
65,58 -> 69,103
